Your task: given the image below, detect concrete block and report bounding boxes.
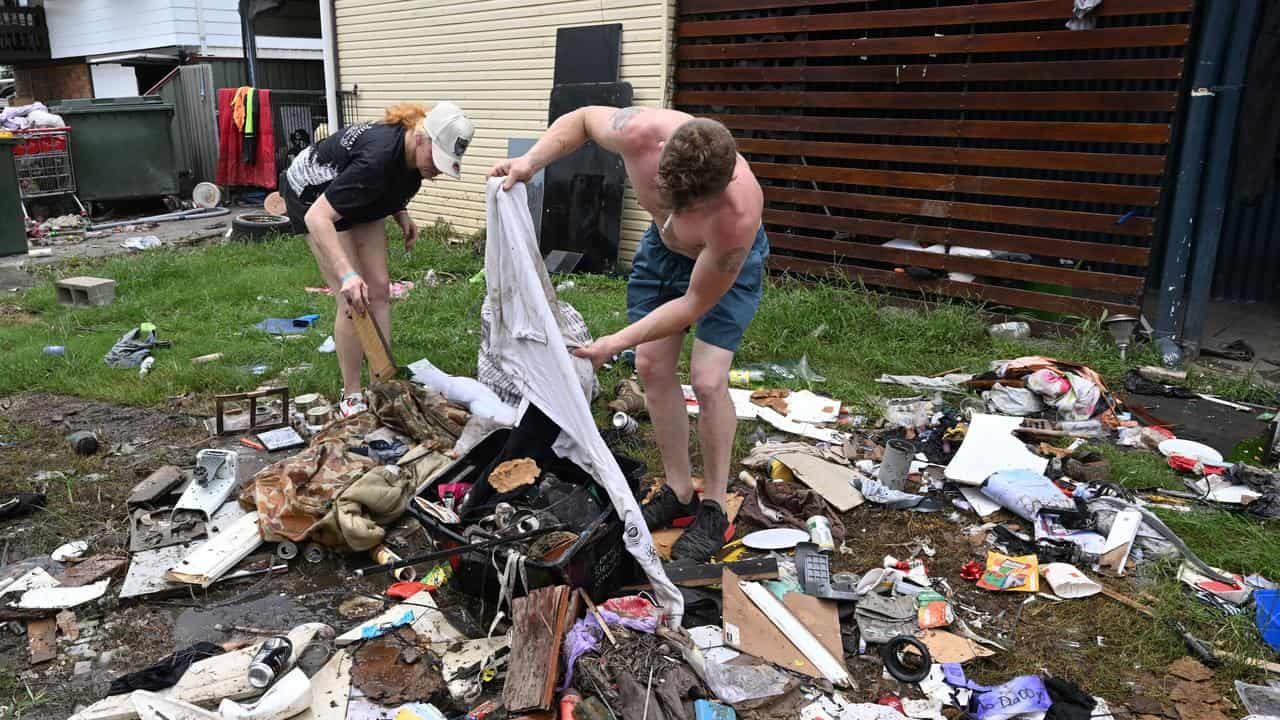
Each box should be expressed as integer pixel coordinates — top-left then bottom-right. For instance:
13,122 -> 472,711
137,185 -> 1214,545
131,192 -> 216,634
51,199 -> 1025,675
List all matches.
55,277 -> 115,307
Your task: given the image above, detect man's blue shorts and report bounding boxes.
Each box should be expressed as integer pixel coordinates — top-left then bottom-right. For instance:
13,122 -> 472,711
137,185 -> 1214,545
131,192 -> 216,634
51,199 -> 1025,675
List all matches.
626,223 -> 769,352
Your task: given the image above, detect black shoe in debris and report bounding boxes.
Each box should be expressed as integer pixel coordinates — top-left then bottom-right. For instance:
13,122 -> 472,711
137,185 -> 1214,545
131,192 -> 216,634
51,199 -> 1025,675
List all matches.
671,500 -> 730,562
641,485 -> 699,530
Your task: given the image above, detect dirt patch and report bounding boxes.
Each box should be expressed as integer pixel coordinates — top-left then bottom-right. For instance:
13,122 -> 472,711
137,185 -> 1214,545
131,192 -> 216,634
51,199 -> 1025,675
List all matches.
0,304 -> 38,326
0,394 -> 469,720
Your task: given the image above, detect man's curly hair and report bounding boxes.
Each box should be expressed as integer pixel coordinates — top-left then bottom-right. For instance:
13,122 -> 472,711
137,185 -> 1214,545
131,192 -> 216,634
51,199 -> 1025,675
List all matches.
657,119 -> 737,213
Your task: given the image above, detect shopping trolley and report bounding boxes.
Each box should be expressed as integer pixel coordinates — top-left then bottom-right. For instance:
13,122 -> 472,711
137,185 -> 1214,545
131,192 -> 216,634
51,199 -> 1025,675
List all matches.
12,127 -> 86,218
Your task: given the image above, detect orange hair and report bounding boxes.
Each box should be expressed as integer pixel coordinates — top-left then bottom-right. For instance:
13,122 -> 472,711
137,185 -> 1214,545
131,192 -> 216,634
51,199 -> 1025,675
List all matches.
383,103 -> 428,131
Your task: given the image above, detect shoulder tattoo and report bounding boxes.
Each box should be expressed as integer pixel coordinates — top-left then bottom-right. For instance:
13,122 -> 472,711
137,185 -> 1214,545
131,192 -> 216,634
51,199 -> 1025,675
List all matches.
610,107 -> 645,131
716,246 -> 750,274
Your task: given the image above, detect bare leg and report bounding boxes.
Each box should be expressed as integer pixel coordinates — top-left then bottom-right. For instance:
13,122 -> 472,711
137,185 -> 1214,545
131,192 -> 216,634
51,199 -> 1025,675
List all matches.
636,334 -> 694,503
350,221 -> 392,348
308,228 -> 365,396
688,339 -> 737,508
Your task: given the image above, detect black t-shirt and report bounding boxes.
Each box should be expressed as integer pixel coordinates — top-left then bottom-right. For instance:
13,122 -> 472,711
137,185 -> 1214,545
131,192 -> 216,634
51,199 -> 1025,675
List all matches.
284,122 -> 422,226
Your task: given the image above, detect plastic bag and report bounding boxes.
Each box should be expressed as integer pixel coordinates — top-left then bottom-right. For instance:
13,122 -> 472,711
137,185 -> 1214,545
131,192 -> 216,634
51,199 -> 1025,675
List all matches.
746,355 -> 827,387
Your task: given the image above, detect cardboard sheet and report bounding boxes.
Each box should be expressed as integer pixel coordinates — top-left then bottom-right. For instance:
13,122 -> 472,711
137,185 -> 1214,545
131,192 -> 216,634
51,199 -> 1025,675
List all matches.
721,568 -> 844,679
944,413 -> 1049,486
776,453 -> 865,512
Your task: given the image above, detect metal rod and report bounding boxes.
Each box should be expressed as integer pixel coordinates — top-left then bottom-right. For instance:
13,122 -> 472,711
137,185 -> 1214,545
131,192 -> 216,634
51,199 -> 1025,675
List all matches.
352,524 -> 566,577
1181,0 -> 1265,355
1152,0 -> 1237,362
88,207 -> 230,231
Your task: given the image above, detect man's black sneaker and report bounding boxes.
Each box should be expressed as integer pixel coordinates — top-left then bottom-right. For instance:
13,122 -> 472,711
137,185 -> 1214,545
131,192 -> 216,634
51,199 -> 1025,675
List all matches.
671,500 -> 730,562
641,485 -> 699,529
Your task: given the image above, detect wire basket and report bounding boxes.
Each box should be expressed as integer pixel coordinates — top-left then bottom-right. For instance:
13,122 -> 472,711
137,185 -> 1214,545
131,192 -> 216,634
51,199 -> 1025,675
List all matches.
13,127 -> 76,199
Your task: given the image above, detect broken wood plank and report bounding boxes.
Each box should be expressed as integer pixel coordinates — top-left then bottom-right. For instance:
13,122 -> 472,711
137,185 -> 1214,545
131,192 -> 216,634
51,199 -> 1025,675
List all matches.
350,312 -> 397,382
27,618 -> 56,665
503,585 -> 570,713
58,554 -> 128,587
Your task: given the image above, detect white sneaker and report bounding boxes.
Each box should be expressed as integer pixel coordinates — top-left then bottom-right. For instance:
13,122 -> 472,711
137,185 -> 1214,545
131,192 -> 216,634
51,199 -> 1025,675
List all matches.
339,392 -> 368,418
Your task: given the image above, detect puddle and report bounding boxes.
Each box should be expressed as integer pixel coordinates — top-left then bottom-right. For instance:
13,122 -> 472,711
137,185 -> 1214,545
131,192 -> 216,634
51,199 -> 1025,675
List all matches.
174,593 -> 316,647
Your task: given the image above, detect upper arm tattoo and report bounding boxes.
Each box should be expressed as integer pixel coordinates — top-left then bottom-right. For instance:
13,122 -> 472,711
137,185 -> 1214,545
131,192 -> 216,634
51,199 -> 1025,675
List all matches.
610,107 -> 645,131
716,246 -> 750,274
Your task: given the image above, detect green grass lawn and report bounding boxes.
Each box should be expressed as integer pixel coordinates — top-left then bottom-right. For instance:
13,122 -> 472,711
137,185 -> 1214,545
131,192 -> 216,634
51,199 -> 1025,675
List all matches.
1,224 -> 1278,700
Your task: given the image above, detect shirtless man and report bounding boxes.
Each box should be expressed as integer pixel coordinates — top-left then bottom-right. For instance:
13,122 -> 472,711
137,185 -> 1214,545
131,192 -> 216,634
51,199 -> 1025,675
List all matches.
490,107 -> 768,561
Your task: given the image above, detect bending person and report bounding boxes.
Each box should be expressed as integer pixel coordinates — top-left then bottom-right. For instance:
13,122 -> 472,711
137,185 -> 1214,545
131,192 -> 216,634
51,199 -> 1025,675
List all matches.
490,107 -> 767,561
283,102 -> 475,416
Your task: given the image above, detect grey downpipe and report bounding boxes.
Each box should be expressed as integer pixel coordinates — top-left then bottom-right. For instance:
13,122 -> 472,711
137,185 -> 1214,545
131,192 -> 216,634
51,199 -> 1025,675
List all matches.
1180,0 -> 1264,356
1151,0 -> 1236,365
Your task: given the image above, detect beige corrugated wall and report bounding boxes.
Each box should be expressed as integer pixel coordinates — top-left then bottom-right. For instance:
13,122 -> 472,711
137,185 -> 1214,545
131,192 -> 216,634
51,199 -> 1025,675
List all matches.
333,0 -> 677,266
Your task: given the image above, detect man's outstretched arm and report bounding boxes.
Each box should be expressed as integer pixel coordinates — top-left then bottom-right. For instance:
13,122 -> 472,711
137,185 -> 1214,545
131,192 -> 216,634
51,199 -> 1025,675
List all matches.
489,105 -> 641,189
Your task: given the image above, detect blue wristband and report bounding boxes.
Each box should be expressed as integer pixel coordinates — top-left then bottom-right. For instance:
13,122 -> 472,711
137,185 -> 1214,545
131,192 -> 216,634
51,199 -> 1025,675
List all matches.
340,270 -> 360,282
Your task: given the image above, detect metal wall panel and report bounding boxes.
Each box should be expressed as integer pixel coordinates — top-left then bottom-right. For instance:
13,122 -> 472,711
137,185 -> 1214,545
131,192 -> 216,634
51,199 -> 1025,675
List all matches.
675,0 -> 1198,319
1215,177 -> 1280,303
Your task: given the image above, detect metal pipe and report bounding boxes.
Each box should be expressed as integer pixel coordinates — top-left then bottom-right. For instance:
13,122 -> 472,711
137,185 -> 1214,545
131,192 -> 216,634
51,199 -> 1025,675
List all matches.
319,0 -> 340,131
1181,0 -> 1265,357
239,0 -> 259,87
1151,0 -> 1236,364
88,207 -> 229,231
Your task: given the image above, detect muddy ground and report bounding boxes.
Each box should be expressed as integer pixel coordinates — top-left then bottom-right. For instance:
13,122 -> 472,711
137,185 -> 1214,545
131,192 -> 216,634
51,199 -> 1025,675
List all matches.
0,393 -> 1258,720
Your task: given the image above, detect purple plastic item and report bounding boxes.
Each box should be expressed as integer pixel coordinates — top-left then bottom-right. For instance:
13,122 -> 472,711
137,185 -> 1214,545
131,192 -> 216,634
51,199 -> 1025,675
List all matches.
560,607 -> 658,688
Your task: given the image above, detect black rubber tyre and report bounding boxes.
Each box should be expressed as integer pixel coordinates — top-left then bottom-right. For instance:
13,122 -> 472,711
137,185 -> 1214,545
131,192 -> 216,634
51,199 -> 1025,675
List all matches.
232,213 -> 292,242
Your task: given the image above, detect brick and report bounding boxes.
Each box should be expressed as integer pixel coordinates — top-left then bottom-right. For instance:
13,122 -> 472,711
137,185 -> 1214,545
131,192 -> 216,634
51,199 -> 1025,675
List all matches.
55,277 -> 116,307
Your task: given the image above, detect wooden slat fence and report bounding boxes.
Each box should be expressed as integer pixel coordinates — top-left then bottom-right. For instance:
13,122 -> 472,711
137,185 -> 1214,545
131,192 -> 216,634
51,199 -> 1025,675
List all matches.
674,0 -> 1196,318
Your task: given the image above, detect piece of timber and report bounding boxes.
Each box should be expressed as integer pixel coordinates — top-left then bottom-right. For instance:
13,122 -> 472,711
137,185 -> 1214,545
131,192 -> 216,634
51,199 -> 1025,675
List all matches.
350,311 -> 397,382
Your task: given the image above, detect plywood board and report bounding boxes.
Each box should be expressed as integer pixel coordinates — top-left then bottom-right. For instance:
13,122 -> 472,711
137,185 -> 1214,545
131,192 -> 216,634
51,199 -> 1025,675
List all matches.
721,568 -> 843,679
776,453 -> 865,511
652,493 -> 744,560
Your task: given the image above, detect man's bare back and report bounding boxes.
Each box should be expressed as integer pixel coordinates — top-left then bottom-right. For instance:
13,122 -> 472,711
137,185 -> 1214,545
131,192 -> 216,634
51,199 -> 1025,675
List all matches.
607,107 -> 763,264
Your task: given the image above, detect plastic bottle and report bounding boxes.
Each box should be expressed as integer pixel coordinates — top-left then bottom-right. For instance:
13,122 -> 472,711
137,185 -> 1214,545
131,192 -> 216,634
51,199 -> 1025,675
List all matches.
988,321 -> 1031,340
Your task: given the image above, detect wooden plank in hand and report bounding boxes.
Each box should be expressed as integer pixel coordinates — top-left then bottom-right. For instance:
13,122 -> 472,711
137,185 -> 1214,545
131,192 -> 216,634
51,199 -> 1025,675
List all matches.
350,311 -> 397,382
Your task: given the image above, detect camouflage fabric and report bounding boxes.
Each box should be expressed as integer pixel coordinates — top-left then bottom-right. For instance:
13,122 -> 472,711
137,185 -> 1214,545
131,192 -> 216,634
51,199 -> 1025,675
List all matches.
239,413 -> 380,544
241,386 -> 468,548
367,380 -> 469,449
310,465 -> 415,551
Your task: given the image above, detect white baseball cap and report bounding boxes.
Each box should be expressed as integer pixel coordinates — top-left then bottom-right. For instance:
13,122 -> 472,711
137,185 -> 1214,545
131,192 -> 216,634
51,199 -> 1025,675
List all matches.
423,101 -> 474,180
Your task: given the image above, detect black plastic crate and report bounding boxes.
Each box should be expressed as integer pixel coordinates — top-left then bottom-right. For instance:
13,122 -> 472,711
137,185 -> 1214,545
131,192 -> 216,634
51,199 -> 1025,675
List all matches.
414,429 -> 642,603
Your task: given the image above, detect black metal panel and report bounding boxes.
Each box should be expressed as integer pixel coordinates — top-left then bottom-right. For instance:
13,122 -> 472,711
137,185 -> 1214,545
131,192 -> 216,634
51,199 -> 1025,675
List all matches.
1215,174 -> 1280,303
553,24 -> 624,84
541,82 -> 633,275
